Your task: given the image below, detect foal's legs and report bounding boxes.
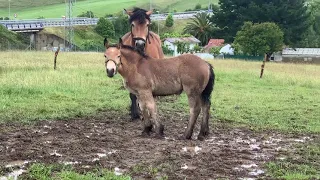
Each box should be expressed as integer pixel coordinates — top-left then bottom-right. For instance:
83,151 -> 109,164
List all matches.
198,100 -> 210,141
129,93 -> 140,120
139,92 -> 164,137
181,95 -> 202,140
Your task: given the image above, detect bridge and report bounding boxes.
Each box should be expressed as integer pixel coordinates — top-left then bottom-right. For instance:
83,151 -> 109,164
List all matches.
0,11 -> 201,32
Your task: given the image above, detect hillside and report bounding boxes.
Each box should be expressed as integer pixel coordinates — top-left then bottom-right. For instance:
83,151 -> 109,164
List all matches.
0,0 -> 218,19
0,25 -> 28,50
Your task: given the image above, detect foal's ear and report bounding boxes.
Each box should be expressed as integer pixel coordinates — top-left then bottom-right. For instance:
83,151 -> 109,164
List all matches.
104,38 -> 108,48
146,9 -> 153,16
124,9 -> 133,16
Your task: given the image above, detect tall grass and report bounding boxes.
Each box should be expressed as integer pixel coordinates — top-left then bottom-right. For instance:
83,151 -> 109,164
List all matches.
1,51 -> 319,133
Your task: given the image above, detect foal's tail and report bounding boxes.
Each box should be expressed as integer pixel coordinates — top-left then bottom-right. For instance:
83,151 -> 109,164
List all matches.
201,63 -> 215,104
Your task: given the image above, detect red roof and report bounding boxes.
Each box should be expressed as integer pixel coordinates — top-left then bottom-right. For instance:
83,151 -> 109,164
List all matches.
204,39 -> 225,49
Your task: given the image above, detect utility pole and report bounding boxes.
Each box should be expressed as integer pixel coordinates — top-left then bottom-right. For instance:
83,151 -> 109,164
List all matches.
149,0 -> 152,10
65,0 -> 75,51
156,11 -> 160,35
8,0 -> 11,19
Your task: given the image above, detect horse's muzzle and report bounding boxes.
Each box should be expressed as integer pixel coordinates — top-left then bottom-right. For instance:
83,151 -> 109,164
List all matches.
133,38 -> 146,51
106,68 -> 115,77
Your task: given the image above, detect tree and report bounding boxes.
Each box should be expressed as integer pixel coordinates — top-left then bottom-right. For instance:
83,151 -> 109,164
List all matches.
165,14 -> 174,27
210,46 -> 222,57
112,14 -> 130,38
95,17 -> 115,38
77,11 -> 94,18
234,22 -> 284,59
212,0 -> 310,46
183,12 -> 216,46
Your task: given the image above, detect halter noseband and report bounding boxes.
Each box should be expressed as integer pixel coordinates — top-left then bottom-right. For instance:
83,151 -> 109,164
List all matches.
106,57 -> 121,74
130,22 -> 154,49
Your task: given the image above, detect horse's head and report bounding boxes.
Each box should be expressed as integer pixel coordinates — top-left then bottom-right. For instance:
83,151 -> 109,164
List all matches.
125,8 -> 153,52
104,38 -> 121,78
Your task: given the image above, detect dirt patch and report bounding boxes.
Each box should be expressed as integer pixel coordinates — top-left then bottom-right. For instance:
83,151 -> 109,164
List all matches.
0,111 -> 318,179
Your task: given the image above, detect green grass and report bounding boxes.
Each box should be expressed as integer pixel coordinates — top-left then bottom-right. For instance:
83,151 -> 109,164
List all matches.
266,143 -> 320,179
1,51 -> 320,134
0,0 -> 218,19
21,163 -> 131,180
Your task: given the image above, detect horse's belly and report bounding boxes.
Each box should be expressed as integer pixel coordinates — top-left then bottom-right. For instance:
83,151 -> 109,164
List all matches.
152,80 -> 182,96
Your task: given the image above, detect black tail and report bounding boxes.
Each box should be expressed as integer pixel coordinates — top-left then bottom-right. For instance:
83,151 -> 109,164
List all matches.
201,63 -> 215,104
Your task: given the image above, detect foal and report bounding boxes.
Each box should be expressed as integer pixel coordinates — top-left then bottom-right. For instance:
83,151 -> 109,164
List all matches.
104,38 -> 215,140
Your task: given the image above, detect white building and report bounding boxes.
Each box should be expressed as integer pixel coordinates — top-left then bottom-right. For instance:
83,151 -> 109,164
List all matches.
163,36 -> 201,56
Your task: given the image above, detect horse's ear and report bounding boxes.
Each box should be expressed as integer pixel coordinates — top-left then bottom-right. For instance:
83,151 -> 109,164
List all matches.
124,9 -> 133,16
146,9 -> 153,16
118,38 -> 123,48
104,38 -> 108,48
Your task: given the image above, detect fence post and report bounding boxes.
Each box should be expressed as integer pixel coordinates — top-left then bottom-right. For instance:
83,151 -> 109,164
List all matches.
260,54 -> 267,78
54,47 -> 60,70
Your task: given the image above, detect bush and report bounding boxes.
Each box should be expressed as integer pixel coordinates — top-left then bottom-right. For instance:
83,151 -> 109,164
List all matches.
77,11 -> 94,18
95,17 -> 115,38
162,45 -> 174,55
165,14 -> 174,28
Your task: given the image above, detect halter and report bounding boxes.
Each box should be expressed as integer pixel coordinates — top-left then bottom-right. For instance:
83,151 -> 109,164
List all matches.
130,23 -> 154,49
106,57 -> 121,74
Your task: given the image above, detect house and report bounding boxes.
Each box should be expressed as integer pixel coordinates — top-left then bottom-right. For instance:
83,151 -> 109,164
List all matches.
163,36 -> 201,56
282,48 -> 320,64
219,44 -> 234,55
203,39 -> 225,52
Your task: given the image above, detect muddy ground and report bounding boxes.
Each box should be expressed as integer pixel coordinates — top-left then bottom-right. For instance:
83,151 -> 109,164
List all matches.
0,109 -> 318,179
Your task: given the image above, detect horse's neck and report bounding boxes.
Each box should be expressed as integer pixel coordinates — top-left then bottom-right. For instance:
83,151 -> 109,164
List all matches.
118,55 -> 139,79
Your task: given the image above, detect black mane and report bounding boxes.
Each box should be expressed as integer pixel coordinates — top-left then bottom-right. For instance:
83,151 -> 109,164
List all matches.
121,44 -> 148,58
129,7 -> 151,24
107,44 -> 119,48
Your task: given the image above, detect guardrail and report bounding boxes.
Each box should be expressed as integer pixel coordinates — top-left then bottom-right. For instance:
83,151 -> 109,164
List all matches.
0,11 -> 201,31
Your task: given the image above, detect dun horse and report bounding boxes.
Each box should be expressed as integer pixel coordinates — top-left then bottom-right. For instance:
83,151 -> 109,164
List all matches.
122,8 -> 164,120
104,38 -> 215,140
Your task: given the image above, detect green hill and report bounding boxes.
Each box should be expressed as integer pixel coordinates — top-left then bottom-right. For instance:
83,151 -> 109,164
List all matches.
0,0 -> 218,19
0,25 -> 29,50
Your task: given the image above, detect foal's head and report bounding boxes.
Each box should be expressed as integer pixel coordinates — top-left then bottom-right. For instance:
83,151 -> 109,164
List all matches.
125,8 -> 153,51
104,38 -> 121,78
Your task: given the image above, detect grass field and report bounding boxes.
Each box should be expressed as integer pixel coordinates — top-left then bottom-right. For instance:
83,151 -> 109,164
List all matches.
0,51 -> 319,179
1,51 -> 319,132
0,0 -> 218,19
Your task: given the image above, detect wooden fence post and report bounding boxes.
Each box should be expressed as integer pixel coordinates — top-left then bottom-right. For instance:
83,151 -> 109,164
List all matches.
260,53 -> 267,78
54,47 -> 60,70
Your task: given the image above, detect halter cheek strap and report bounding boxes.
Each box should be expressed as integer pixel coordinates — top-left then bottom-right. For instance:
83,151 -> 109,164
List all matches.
106,58 -> 121,74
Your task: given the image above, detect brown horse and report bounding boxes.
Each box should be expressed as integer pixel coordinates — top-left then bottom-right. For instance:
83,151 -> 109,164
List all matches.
122,7 -> 164,120
104,38 -> 215,140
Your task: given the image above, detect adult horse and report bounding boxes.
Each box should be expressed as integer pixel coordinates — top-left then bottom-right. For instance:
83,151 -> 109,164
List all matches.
122,7 -> 164,120
104,38 -> 215,140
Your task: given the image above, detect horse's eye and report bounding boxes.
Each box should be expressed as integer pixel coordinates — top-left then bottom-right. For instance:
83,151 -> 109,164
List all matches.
117,55 -> 121,58
104,55 -> 106,58
131,24 -> 134,27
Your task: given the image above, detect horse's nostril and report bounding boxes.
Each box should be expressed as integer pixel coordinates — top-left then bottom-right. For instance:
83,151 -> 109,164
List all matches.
106,69 -> 115,77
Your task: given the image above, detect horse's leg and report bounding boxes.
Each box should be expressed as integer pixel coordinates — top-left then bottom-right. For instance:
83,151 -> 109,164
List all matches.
181,95 -> 201,140
198,100 -> 210,141
140,92 -> 164,138
129,93 -> 140,120
139,98 -> 152,136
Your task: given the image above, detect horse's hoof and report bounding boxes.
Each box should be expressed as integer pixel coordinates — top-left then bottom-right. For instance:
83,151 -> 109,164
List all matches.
155,134 -> 165,139
130,115 -> 140,121
197,135 -> 205,141
141,131 -> 151,137
178,135 -> 191,140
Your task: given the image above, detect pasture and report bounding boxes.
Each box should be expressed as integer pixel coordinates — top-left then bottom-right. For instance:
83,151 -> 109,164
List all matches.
0,51 -> 319,179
